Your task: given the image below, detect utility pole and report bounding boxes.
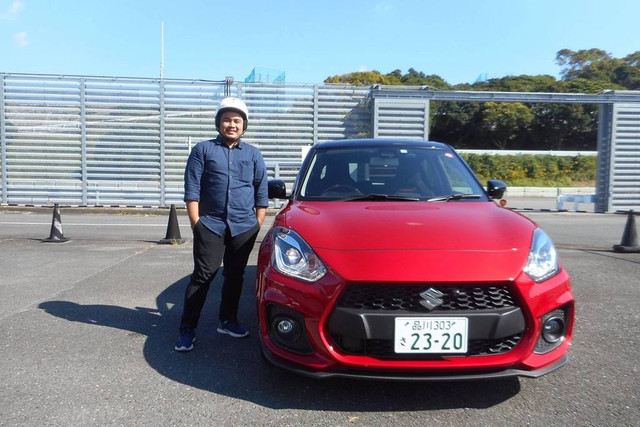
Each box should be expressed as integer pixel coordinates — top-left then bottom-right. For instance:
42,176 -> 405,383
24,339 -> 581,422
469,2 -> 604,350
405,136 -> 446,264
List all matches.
160,20 -> 166,206
160,21 -> 165,79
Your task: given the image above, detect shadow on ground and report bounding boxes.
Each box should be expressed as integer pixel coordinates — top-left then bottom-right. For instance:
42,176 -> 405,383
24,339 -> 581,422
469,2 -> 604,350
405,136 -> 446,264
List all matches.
38,267 -> 520,411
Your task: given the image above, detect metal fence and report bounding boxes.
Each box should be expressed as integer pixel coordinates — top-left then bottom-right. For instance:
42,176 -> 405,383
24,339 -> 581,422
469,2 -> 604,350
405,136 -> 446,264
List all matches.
0,74 -> 369,207
596,101 -> 640,212
1,73 -> 639,211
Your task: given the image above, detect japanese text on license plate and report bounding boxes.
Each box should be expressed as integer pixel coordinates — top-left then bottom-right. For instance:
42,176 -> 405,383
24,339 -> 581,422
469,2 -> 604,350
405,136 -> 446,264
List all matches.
394,317 -> 468,354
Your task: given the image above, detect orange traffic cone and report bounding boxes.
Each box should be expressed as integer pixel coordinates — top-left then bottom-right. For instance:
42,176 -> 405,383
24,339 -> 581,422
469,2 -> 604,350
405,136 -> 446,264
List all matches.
42,204 -> 68,243
159,204 -> 185,245
613,210 -> 639,253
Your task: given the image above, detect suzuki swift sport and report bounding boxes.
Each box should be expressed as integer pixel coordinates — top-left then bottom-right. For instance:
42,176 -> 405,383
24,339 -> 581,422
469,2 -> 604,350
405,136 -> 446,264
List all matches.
257,139 -> 574,380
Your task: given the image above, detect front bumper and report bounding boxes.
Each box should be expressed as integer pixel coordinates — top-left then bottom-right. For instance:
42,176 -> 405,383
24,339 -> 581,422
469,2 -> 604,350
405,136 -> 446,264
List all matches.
256,245 -> 574,378
260,338 -> 569,381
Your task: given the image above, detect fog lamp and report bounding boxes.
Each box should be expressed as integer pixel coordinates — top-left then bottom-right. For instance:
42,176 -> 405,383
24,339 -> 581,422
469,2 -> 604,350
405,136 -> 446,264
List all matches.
266,305 -> 314,354
535,307 -> 568,354
542,316 -> 565,343
272,316 -> 301,343
277,319 -> 294,334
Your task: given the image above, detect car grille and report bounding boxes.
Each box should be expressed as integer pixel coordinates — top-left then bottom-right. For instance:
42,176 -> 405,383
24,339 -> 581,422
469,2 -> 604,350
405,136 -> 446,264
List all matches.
330,283 -> 522,357
336,283 -> 517,311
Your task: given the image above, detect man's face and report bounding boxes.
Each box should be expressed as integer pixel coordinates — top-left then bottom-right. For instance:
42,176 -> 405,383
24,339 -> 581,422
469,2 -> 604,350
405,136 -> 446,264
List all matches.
219,111 -> 244,142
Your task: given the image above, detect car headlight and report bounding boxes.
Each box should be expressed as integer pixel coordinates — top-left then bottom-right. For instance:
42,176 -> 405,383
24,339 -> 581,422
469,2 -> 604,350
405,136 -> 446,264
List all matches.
523,228 -> 559,282
272,227 -> 327,282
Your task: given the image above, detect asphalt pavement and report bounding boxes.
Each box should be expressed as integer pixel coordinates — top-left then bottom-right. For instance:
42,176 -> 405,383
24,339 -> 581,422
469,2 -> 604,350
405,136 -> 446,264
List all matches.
0,203 -> 638,426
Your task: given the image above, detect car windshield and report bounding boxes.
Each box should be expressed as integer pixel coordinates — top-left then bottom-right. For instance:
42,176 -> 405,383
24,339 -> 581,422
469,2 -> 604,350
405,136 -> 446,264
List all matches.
298,146 -> 488,201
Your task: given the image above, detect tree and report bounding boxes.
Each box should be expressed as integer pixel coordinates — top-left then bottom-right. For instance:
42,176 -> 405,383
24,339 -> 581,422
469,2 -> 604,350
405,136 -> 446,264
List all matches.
614,61 -> 640,90
431,101 -> 483,148
556,49 -> 612,79
387,69 -> 403,81
324,69 -> 449,88
324,71 -> 397,85
556,48 -> 640,89
530,103 -> 595,150
558,77 -> 625,94
481,102 -> 533,150
325,49 -> 639,150
398,68 -> 451,89
469,75 -> 559,93
624,51 -> 640,68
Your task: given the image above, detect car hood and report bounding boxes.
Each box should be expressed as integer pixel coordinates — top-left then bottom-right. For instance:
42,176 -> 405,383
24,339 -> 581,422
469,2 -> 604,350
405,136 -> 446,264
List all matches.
279,201 -> 537,282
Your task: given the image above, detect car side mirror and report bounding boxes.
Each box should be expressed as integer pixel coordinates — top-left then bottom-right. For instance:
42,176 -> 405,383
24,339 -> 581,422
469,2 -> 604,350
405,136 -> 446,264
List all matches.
268,179 -> 287,199
487,180 -> 507,199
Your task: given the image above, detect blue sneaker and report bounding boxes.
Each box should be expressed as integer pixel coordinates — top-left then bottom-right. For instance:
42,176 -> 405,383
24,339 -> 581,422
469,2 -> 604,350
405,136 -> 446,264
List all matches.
217,320 -> 250,338
174,324 -> 195,351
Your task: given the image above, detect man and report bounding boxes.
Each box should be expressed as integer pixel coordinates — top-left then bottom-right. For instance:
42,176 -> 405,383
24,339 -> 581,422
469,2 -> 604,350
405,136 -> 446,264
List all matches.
175,97 -> 268,352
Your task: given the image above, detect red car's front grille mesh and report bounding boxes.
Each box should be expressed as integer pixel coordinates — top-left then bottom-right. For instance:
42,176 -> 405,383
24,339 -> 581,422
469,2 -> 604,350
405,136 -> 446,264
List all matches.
336,284 -> 517,311
330,283 -> 522,357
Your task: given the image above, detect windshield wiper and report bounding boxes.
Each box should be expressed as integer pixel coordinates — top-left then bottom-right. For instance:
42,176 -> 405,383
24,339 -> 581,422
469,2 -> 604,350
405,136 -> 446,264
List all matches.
427,194 -> 483,202
344,194 -> 420,202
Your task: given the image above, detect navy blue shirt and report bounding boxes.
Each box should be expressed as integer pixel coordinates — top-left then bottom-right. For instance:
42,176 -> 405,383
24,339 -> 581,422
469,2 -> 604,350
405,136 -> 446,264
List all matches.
184,136 -> 268,237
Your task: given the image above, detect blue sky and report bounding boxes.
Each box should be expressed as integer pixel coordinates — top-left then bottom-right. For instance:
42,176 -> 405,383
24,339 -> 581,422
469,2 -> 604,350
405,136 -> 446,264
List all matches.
1,0 -> 639,85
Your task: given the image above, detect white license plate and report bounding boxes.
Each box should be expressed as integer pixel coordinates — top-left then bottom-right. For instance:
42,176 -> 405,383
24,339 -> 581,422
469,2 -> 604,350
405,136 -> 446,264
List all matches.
394,317 -> 468,354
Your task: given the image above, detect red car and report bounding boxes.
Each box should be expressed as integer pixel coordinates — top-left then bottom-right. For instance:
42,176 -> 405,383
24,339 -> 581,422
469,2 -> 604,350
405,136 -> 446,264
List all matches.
257,139 -> 574,380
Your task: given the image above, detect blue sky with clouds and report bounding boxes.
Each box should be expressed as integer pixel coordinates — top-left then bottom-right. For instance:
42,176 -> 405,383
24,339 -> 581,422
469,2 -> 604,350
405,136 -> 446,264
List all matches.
1,0 -> 639,84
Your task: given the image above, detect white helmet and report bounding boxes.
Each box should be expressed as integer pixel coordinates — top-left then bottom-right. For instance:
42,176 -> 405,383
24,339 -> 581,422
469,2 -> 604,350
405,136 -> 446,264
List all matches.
215,97 -> 249,131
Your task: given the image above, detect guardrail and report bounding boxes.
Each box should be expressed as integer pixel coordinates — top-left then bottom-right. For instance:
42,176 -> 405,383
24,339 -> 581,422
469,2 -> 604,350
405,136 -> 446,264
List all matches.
457,149 -> 597,157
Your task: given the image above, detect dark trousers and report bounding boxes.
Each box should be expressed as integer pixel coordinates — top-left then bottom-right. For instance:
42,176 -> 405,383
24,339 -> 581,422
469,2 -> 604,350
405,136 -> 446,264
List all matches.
180,221 -> 259,328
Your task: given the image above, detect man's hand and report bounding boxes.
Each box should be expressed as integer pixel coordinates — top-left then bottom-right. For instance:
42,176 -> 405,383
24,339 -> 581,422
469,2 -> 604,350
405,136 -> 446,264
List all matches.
256,207 -> 267,227
186,200 -> 200,230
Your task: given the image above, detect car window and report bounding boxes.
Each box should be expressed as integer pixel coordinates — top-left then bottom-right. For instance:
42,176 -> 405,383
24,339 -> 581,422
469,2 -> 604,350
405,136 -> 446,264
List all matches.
439,154 -> 477,194
299,146 -> 486,201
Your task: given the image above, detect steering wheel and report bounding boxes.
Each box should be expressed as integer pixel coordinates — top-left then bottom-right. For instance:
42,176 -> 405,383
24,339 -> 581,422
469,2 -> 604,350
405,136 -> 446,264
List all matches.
321,184 -> 361,195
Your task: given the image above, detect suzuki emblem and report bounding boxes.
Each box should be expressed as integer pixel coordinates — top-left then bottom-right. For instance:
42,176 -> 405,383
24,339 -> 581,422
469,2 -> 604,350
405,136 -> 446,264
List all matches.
419,287 -> 444,311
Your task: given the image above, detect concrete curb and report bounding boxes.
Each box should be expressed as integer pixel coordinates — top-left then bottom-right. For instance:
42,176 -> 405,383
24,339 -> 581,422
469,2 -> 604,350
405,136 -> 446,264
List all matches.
506,187 -> 595,198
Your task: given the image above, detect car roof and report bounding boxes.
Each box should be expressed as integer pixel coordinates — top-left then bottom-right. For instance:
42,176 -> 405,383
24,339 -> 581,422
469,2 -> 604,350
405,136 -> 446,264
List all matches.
313,138 -> 452,150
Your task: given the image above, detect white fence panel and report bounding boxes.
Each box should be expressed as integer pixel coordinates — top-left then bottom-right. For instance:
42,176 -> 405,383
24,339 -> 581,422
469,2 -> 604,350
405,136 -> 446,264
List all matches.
2,74 -> 639,211
609,103 -> 640,212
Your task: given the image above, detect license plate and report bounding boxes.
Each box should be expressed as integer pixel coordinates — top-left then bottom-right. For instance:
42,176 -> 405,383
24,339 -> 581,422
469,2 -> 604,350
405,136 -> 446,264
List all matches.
394,317 -> 468,354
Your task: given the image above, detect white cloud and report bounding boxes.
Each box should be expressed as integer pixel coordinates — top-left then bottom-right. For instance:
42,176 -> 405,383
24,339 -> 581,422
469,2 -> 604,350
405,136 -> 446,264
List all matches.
359,66 -> 368,72
13,31 -> 28,47
2,1 -> 25,20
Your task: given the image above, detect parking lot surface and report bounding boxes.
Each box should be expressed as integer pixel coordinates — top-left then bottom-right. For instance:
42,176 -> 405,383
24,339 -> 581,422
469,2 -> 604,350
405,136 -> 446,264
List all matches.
0,206 -> 638,426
